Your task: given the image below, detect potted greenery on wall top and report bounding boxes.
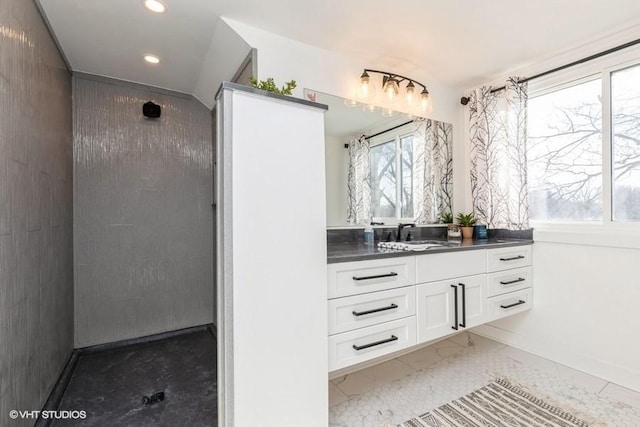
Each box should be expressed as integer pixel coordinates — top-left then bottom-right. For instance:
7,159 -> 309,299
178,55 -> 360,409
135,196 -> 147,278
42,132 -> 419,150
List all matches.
249,77 -> 297,95
456,212 -> 477,239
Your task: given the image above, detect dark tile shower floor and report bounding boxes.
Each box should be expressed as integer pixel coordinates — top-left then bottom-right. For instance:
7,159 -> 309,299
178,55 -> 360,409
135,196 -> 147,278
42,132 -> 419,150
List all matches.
52,330 -> 217,426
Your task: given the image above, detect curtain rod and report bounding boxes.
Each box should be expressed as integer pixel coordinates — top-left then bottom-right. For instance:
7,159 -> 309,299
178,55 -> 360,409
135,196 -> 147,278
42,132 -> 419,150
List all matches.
460,37 -> 640,105
344,120 -> 414,148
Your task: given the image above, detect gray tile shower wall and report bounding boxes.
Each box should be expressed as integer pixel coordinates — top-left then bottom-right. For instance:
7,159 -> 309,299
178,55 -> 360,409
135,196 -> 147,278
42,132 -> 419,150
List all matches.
73,75 -> 214,348
0,1 -> 74,425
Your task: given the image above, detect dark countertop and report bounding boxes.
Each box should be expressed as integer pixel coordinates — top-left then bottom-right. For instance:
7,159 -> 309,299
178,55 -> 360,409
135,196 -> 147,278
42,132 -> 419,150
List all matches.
327,238 -> 533,264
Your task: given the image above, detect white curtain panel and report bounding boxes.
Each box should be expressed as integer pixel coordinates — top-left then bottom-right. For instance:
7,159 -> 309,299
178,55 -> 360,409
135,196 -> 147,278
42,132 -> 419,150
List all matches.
469,78 -> 530,230
413,119 -> 454,223
346,136 -> 372,224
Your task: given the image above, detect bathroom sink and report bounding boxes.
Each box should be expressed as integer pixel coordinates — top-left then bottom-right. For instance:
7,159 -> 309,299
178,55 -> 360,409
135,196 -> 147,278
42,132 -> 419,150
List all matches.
405,240 -> 448,245
378,240 -> 448,251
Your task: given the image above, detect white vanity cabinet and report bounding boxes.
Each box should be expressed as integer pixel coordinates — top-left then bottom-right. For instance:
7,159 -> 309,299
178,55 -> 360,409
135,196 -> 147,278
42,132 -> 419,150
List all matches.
327,258 -> 418,371
485,246 -> 533,321
415,251 -> 487,342
327,244 -> 533,373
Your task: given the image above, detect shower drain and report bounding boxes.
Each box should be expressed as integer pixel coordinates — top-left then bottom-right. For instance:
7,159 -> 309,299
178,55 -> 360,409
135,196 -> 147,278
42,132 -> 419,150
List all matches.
142,391 -> 165,406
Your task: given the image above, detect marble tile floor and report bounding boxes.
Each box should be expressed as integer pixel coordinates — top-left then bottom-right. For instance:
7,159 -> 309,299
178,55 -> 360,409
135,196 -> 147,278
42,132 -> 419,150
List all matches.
329,332 -> 640,426
52,330 -> 217,426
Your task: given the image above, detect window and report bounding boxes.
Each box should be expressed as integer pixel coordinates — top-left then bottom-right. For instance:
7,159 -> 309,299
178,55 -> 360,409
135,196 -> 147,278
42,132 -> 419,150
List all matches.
527,57 -> 640,223
612,64 -> 640,221
370,131 -> 414,221
528,79 -> 603,221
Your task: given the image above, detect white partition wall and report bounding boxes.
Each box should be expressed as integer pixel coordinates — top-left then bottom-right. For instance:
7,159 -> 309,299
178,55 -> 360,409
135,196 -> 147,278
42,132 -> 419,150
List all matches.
216,83 -> 328,427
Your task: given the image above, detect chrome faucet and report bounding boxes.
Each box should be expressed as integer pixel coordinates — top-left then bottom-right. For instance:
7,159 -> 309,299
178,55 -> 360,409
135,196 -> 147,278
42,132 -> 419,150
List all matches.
396,223 -> 415,242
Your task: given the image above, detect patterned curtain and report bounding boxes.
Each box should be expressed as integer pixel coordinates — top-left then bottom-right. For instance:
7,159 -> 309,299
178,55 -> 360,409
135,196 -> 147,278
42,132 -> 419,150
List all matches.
413,119 -> 453,223
469,77 -> 529,229
346,136 -> 372,224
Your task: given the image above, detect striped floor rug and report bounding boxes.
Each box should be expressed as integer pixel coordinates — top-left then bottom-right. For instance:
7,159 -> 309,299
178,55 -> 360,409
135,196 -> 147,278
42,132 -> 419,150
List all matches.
400,378 -> 591,427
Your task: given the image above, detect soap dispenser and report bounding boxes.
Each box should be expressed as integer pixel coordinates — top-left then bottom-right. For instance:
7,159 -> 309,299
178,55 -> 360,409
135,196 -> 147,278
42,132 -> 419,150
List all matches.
364,224 -> 374,246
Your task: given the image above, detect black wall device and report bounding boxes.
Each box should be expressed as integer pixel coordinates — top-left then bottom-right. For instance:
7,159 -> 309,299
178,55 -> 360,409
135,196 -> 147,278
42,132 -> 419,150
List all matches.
143,101 -> 161,119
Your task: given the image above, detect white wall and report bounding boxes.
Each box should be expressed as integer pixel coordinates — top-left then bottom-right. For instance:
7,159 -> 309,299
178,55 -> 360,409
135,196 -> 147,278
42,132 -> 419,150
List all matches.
325,135 -> 349,226
469,25 -> 640,392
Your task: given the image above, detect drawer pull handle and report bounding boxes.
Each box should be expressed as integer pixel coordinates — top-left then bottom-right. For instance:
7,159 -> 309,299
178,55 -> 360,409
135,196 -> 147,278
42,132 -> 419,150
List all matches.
352,335 -> 398,351
451,284 -> 459,330
499,255 -> 525,261
459,283 -> 466,328
500,277 -> 526,285
500,300 -> 526,309
352,304 -> 399,317
352,272 -> 398,281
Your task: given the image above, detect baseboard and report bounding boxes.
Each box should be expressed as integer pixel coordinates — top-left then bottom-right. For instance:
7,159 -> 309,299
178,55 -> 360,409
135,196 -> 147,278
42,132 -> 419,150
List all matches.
78,323 -> 213,354
37,323 -> 216,425
207,323 -> 217,340
472,324 -> 640,392
34,350 -> 80,427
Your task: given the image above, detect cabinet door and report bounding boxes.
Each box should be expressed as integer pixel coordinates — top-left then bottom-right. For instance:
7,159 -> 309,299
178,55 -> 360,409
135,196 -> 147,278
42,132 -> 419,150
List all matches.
455,274 -> 486,329
416,280 -> 456,342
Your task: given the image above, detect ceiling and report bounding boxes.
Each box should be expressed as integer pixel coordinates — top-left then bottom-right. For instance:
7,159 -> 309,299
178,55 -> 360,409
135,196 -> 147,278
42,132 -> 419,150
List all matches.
37,0 -> 640,103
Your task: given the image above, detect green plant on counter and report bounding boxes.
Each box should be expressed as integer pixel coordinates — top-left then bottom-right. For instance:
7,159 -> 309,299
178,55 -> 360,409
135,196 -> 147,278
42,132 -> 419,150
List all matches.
249,77 -> 297,95
440,212 -> 453,224
456,212 -> 477,227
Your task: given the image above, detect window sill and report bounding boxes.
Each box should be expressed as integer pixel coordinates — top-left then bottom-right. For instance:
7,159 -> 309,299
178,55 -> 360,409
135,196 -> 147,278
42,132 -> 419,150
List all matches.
532,222 -> 640,249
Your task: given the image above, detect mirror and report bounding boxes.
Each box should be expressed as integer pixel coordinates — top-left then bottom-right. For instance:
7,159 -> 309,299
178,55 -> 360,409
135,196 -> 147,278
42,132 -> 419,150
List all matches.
308,90 -> 453,227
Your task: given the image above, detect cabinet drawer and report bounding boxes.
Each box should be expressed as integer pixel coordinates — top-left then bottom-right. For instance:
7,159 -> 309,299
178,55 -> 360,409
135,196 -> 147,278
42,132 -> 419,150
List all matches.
328,317 -> 416,372
487,288 -> 532,321
487,246 -> 532,272
328,287 -> 415,335
328,257 -> 416,299
416,250 -> 486,283
487,267 -> 532,297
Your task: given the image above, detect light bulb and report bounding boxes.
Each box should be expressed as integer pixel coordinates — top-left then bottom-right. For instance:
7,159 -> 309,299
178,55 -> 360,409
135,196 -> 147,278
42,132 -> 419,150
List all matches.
144,54 -> 160,64
359,71 -> 370,99
383,77 -> 399,103
406,81 -> 415,106
144,0 -> 166,13
420,89 -> 430,112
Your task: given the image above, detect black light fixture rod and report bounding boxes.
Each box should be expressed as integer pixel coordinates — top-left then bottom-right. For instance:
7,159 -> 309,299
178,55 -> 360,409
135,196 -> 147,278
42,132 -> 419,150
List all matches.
363,69 -> 428,90
460,37 -> 640,105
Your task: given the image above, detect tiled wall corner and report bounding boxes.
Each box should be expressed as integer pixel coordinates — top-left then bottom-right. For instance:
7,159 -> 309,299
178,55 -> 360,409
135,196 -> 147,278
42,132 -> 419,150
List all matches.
0,0 -> 74,424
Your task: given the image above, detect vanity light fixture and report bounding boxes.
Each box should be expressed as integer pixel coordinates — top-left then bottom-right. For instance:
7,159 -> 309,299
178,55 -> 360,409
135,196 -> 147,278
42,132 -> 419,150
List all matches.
144,54 -> 160,64
359,69 -> 430,112
143,0 -> 167,13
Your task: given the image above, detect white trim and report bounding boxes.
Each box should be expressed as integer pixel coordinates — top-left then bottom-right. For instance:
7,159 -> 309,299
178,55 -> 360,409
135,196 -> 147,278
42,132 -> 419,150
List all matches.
532,222 -> 640,249
473,323 -> 640,392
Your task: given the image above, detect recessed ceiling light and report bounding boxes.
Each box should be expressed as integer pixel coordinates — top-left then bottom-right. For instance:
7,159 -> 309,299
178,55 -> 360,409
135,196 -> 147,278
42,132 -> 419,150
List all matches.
143,0 -> 166,13
144,54 -> 160,64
